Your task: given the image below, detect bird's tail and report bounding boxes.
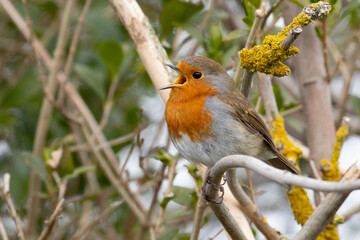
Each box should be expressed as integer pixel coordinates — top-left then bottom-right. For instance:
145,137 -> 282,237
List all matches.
268,151 -> 301,175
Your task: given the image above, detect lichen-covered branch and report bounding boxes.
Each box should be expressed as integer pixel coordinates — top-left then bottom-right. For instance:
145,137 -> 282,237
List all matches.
240,1 -> 331,98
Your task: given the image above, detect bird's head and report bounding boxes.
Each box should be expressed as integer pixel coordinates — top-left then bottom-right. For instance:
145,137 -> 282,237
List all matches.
160,56 -> 235,96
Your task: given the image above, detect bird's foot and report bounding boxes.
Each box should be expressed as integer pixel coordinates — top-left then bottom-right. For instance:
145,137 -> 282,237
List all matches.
201,171 -> 226,204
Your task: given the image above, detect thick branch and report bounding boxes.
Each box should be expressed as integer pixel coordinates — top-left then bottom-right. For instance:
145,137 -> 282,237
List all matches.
208,155 -> 360,192
293,165 -> 360,240
109,0 -> 173,103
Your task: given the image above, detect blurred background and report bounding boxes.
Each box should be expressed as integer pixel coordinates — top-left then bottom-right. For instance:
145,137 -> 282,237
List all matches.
0,0 -> 359,239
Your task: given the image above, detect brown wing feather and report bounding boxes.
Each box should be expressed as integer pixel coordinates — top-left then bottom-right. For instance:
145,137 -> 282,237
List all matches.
219,91 -> 300,175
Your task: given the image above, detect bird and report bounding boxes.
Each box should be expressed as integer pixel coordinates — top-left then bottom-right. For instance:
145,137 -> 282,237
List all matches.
160,56 -> 300,175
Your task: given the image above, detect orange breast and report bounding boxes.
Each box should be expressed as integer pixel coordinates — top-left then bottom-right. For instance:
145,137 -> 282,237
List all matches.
165,79 -> 217,142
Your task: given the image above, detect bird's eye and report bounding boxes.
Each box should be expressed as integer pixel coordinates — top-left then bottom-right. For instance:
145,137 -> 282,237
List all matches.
192,72 -> 202,79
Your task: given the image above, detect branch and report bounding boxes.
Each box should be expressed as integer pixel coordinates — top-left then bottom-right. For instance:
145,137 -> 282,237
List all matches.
0,217 -> 9,240
109,0 -> 173,103
0,174 -> 25,240
293,165 -> 360,240
226,169 -> 281,240
240,1 -> 331,98
207,155 -> 360,192
234,2 -> 266,87
37,198 -> 65,240
204,185 -> 248,240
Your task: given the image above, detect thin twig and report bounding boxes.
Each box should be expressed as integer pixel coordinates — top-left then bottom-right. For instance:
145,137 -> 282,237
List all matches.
57,0 -> 93,106
70,131 -> 135,152
0,174 -> 25,240
100,76 -> 120,129
327,39 -> 354,127
321,19 -> 331,82
245,169 -> 256,204
37,198 -> 65,240
0,217 -> 9,240
28,0 -> 75,236
69,200 -> 124,240
235,2 -> 266,87
154,160 -> 177,238
260,0 -> 284,30
343,204 -> 360,222
226,169 -> 281,240
80,124 -> 147,224
138,165 -> 166,240
186,0 -> 215,56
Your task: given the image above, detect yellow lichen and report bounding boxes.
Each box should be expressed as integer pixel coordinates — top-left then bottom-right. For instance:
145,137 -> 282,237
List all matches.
317,223 -> 339,240
271,115 -> 341,240
321,125 -> 348,181
271,116 -> 302,165
286,187 -> 314,225
239,12 -> 312,77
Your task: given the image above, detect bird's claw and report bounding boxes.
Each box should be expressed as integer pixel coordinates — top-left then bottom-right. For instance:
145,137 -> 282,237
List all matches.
201,173 -> 225,204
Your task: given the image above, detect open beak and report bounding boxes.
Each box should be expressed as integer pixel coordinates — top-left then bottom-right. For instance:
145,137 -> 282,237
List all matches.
159,64 -> 185,90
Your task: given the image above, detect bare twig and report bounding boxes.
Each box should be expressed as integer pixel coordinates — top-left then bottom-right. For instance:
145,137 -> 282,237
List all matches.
343,204 -> 360,222
235,2 -> 266,87
137,165 -> 166,240
327,39 -> 354,127
57,0 -> 93,106
70,200 -> 124,240
70,131 -> 135,152
226,169 -> 281,240
257,73 -> 279,121
190,195 -> 207,240
186,0 -> 215,56
38,198 -> 65,240
27,0 -> 75,236
0,217 -> 9,240
80,124 -> 147,224
260,0 -> 284,30
100,76 -> 120,129
154,160 -> 177,237
293,165 -> 360,240
0,174 -> 25,240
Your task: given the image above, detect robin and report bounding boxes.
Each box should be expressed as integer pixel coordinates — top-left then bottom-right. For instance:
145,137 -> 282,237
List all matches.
160,56 -> 300,175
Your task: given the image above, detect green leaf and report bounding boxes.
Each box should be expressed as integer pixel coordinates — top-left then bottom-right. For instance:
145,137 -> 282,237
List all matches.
349,95 -> 360,117
287,0 -> 305,8
22,151 -> 47,182
160,193 -> 175,209
57,144 -> 74,175
209,23 -> 223,51
172,186 -> 197,208
155,149 -> 174,165
160,0 -> 203,39
224,29 -> 247,42
248,0 -> 261,8
64,165 -> 96,181
97,41 -> 123,78
0,75 -> 41,108
0,110 -> 17,129
74,63 -> 106,99
178,23 -> 204,43
243,0 -> 255,27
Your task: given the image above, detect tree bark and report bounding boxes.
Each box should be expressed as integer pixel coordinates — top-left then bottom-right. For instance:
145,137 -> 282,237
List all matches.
283,2 -> 336,169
